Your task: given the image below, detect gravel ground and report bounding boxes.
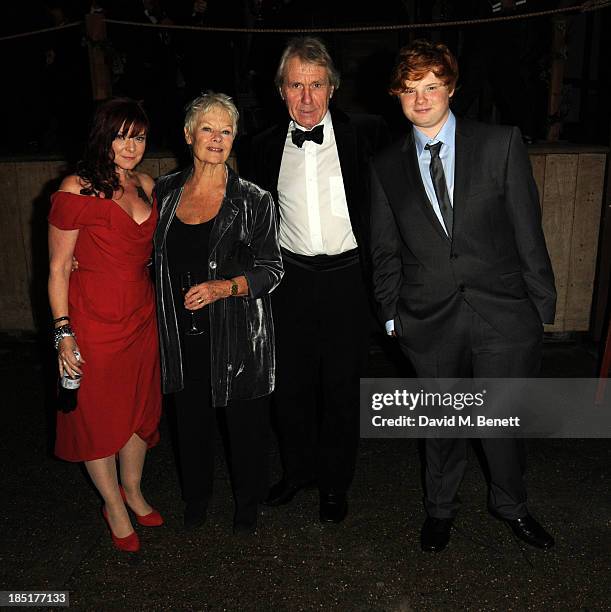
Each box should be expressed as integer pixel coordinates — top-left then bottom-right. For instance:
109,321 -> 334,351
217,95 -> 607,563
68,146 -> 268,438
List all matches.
0,334 -> 609,612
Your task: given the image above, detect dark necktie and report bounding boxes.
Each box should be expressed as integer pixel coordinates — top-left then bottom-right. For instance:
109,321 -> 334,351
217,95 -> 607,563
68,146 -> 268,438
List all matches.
291,124 -> 324,148
425,142 -> 453,239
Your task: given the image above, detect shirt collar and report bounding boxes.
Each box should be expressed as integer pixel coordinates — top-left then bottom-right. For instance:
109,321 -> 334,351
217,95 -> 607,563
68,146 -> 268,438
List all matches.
413,111 -> 456,158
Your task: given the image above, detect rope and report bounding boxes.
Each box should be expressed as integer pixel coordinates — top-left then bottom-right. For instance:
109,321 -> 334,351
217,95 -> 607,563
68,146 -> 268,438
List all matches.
0,21 -> 81,42
1,1 -> 609,43
104,1 -> 611,34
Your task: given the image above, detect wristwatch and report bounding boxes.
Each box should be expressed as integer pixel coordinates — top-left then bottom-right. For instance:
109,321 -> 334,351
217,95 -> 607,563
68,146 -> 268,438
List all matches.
230,279 -> 238,296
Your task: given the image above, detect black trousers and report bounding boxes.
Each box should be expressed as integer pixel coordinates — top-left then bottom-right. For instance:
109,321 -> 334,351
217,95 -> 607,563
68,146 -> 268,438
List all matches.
272,258 -> 369,494
401,300 -> 541,520
173,338 -> 269,523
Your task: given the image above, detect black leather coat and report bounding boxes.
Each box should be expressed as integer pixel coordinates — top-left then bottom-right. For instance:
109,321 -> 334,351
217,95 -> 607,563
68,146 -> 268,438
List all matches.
153,165 -> 283,406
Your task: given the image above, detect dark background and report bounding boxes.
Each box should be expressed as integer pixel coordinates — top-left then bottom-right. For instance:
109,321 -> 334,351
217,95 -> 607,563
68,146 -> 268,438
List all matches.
1,0 -> 609,163
0,6 -> 609,607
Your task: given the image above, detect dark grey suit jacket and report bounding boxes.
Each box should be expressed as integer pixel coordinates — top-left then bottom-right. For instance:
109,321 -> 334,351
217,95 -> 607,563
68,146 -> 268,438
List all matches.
370,118 -> 556,354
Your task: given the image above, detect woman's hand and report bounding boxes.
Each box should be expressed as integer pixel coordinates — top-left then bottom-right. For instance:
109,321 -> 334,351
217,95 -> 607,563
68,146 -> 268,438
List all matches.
184,280 -> 232,310
57,335 -> 85,378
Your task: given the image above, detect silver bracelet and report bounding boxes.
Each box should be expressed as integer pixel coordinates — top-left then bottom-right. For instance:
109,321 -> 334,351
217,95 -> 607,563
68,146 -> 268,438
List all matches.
54,324 -> 76,350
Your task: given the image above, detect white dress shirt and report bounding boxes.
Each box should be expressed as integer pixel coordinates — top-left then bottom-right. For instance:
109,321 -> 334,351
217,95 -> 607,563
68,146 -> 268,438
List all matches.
277,111 -> 357,256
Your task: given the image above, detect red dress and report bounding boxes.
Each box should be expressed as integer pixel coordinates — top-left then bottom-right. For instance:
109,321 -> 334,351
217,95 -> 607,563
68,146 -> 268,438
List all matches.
49,191 -> 161,462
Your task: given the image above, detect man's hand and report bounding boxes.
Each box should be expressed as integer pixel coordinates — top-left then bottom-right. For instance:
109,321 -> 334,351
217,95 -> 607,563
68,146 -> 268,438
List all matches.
385,319 -> 396,337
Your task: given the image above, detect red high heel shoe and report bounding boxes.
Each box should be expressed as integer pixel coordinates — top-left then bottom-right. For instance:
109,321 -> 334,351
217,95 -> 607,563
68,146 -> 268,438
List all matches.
102,506 -> 140,552
119,485 -> 164,527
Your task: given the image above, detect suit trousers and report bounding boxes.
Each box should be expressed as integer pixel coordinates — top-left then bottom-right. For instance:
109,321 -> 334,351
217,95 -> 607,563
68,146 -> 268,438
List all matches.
401,299 -> 541,520
173,330 -> 269,522
272,258 -> 369,494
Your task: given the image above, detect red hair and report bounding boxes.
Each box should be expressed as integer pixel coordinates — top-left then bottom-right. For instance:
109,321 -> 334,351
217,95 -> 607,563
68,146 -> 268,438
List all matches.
389,40 -> 459,96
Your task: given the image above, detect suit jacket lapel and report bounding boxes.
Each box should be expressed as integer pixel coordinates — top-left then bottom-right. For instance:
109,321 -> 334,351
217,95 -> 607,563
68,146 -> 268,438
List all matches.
209,167 -> 241,253
332,112 -> 359,227
155,166 -> 192,247
264,124 -> 287,209
453,118 -> 475,237
401,132 -> 449,242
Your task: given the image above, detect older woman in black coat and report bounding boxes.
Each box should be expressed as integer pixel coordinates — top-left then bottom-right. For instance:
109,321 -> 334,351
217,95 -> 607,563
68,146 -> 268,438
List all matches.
153,92 -> 282,533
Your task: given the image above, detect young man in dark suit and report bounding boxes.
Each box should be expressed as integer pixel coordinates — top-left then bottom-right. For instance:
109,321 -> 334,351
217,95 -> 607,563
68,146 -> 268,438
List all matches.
250,37 -> 387,523
370,40 -> 557,552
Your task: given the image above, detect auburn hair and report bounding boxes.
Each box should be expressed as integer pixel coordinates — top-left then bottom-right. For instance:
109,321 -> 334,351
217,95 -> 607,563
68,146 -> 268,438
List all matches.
389,40 -> 459,96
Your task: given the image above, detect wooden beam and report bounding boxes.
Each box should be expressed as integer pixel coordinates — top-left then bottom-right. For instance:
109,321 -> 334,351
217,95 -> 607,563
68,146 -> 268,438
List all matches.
546,15 -> 568,141
85,13 -> 112,101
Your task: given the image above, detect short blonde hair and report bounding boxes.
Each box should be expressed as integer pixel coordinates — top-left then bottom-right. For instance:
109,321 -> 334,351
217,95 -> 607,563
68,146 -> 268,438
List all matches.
183,92 -> 239,139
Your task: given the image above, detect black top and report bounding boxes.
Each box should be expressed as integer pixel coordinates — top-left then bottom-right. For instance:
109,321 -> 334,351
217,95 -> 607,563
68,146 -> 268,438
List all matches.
167,214 -> 215,380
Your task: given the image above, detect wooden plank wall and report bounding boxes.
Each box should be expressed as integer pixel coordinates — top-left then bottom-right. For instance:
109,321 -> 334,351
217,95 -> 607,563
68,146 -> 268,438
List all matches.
0,162 -> 32,330
0,152 -> 606,333
531,152 -> 606,332
0,160 -> 68,331
566,155 -> 606,330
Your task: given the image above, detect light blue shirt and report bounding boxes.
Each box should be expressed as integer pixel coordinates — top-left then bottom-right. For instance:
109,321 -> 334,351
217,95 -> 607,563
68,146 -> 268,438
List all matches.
385,111 -> 457,336
413,110 -> 456,232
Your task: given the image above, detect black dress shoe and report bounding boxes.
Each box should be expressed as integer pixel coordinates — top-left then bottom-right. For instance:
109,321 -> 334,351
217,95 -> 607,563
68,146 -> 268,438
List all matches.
421,517 -> 453,552
263,478 -> 315,507
503,514 -> 555,550
233,519 -> 257,535
183,501 -> 207,531
319,492 -> 348,524
233,505 -> 258,535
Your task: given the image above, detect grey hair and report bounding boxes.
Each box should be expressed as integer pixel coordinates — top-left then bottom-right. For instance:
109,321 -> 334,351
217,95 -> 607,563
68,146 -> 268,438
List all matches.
183,92 -> 239,139
274,36 -> 340,91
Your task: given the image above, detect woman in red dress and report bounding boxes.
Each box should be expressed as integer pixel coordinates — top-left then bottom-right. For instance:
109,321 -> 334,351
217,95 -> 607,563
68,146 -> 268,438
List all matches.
48,98 -> 162,553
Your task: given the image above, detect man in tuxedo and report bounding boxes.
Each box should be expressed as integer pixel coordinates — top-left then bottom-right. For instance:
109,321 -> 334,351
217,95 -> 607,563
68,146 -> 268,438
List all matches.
250,37 -> 387,523
370,40 -> 557,551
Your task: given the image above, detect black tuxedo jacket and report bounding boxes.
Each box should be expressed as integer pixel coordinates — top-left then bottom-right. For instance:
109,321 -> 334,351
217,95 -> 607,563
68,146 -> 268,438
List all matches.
248,108 -> 389,278
370,118 -> 556,354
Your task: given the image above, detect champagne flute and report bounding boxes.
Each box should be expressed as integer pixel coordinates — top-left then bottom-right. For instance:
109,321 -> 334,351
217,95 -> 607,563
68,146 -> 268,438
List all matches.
180,271 -> 205,335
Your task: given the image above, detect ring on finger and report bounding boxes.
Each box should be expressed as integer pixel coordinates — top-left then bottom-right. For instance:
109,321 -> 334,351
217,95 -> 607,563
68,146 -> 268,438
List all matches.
197,297 -> 203,304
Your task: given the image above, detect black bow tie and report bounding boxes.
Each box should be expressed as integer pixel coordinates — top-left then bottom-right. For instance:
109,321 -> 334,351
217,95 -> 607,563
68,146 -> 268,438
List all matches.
291,125 -> 324,148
